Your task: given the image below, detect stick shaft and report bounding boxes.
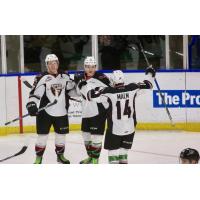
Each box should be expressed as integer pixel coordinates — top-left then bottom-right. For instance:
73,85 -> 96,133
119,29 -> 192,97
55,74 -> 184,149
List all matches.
5,100 -> 57,126
139,42 -> 174,125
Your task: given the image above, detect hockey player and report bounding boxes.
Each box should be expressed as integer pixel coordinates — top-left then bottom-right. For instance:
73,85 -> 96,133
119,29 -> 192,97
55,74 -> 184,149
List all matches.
179,148 -> 199,164
26,54 -> 76,164
74,56 -> 110,164
87,68 -> 156,164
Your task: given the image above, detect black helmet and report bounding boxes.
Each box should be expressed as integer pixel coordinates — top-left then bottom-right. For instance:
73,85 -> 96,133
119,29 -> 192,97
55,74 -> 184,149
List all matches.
180,148 -> 200,162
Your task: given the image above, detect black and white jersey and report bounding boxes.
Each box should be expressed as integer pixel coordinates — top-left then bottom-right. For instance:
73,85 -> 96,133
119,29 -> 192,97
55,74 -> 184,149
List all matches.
88,76 -> 154,135
75,72 -> 110,118
29,71 -> 75,117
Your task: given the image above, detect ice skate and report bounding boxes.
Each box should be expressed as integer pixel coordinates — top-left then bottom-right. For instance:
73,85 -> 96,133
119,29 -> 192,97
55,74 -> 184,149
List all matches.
91,158 -> 99,164
34,156 -> 43,164
79,157 -> 92,164
57,154 -> 70,164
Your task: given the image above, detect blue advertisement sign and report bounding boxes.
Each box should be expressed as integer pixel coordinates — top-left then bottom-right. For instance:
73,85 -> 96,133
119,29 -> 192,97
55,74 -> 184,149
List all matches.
153,90 -> 200,108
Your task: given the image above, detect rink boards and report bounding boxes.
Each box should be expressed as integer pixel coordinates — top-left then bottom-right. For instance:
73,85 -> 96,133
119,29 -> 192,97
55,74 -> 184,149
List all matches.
0,71 -> 200,135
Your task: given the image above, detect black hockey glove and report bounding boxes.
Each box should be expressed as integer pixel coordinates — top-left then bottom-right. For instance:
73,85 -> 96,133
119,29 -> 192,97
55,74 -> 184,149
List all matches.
26,101 -> 38,116
145,66 -> 156,78
78,80 -> 87,89
74,73 -> 83,84
88,87 -> 102,99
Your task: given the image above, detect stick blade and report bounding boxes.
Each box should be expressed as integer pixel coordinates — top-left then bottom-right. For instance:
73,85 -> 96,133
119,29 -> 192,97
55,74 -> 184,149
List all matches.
0,146 -> 28,162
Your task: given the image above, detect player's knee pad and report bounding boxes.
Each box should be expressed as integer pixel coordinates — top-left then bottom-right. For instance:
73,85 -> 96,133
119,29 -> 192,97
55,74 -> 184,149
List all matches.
55,133 -> 66,146
36,134 -> 48,147
92,134 -> 103,145
108,149 -> 119,164
82,132 -> 91,142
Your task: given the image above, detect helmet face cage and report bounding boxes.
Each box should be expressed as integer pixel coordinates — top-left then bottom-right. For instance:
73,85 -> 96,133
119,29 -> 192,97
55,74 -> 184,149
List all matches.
45,54 -> 59,67
110,70 -> 125,86
84,56 -> 97,67
180,148 -> 200,163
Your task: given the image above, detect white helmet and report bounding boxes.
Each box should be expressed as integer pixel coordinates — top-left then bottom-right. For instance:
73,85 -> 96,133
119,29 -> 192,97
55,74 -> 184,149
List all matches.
45,54 -> 59,67
110,70 -> 125,85
84,56 -> 97,67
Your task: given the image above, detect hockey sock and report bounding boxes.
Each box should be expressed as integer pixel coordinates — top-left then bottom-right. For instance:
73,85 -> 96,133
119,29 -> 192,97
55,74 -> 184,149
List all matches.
90,135 -> 103,159
55,133 -> 70,164
35,145 -> 46,157
55,133 -> 66,155
35,134 -> 48,157
55,145 -> 65,155
108,150 -> 119,164
82,132 -> 92,157
34,145 -> 46,164
119,148 -> 128,164
90,143 -> 102,159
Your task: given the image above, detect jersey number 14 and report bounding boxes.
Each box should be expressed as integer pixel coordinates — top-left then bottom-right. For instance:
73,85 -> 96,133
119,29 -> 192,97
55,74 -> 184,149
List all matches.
116,100 -> 131,120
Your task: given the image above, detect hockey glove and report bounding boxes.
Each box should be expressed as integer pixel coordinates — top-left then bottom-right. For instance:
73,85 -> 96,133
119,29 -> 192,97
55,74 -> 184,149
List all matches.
145,66 -> 156,78
88,87 -> 102,99
78,80 -> 87,89
26,101 -> 38,116
74,73 -> 83,84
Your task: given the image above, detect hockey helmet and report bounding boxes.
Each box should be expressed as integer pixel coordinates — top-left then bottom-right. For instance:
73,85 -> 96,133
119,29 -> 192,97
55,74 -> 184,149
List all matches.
84,56 -> 97,67
110,70 -> 125,85
45,54 -> 59,67
180,148 -> 200,162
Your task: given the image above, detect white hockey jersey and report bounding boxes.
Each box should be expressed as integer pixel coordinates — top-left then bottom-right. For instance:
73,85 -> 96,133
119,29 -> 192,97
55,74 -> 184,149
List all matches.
88,75 -> 154,135
75,72 -> 110,118
29,71 -> 75,117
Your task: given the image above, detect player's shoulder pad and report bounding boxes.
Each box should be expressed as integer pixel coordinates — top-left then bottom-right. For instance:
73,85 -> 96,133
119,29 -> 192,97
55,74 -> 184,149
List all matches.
94,72 -> 110,86
33,72 -> 48,87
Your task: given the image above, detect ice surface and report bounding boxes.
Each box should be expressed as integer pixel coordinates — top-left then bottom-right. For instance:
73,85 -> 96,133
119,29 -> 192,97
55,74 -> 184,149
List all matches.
0,130 -> 200,164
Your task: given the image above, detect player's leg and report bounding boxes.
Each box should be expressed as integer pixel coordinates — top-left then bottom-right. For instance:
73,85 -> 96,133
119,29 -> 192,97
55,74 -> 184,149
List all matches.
119,132 -> 135,164
119,148 -> 128,164
80,118 -> 93,164
34,134 -> 49,164
53,115 -> 70,164
104,130 -> 121,164
35,111 -> 52,164
108,150 -> 120,164
89,115 -> 106,164
90,134 -> 103,164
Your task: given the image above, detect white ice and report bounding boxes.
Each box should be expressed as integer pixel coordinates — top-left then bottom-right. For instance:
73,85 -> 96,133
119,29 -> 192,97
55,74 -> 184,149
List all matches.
0,130 -> 200,164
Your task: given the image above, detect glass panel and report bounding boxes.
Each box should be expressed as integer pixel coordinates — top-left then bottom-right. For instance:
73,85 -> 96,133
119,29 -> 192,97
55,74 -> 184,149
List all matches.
24,35 -> 92,72
169,35 -> 183,69
6,35 -> 21,73
98,35 -> 165,70
0,36 -> 2,73
188,35 -> 200,69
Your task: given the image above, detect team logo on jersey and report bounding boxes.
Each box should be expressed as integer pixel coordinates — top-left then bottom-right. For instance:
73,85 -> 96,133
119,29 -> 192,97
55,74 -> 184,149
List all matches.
51,84 -> 63,97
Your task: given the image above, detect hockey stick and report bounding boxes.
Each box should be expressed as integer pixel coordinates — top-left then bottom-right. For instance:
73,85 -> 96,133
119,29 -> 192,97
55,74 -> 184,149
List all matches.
139,42 -> 174,126
0,146 -> 28,162
5,99 -> 58,126
20,77 -> 82,103
1,100 -> 57,162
